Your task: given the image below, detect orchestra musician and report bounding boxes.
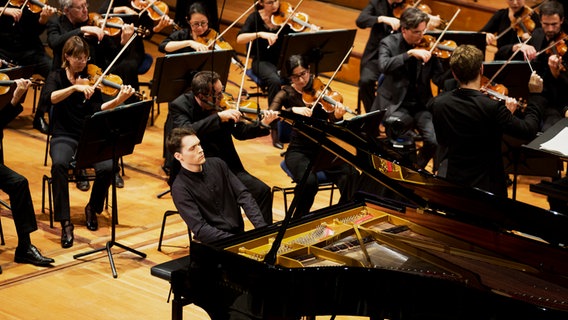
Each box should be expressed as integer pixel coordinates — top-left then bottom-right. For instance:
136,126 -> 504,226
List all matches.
39,36 -> 135,248
370,7 -> 447,170
0,79 -> 55,271
0,0 -> 58,134
480,0 -> 540,60
174,0 -> 219,30
522,0 -> 568,131
236,0 -> 296,149
356,0 -> 404,114
158,2 -> 214,54
168,70 -> 278,224
429,44 -> 542,197
269,54 -> 360,218
167,127 -> 267,244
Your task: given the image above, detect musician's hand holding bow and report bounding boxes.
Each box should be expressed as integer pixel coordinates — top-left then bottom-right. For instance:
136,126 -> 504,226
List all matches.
333,101 -> 347,119
188,40 -> 209,52
292,106 -> 312,117
260,110 -> 279,127
513,42 -> 536,61
4,8 -> 22,22
81,26 -> 105,42
379,16 -> 400,31
528,71 -> 543,93
408,48 -> 432,63
120,23 -> 135,45
426,15 -> 442,30
39,5 -> 58,24
10,79 -> 31,106
218,109 -> 242,123
74,78 -> 95,100
257,32 -> 278,46
485,32 -> 497,46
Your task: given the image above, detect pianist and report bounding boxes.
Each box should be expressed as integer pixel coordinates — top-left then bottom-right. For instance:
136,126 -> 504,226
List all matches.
166,127 -> 267,243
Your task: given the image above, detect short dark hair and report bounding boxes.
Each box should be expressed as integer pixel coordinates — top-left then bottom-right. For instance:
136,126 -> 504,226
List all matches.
187,2 -> 209,21
191,71 -> 220,96
449,45 -> 483,84
540,0 -> 564,20
400,7 -> 430,30
167,127 -> 197,155
285,54 -> 309,78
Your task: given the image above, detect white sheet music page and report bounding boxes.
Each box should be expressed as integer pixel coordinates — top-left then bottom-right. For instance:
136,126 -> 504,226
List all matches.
540,127 -> 568,156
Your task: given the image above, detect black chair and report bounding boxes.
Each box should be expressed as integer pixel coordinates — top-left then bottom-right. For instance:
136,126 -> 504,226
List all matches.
157,210 -> 192,252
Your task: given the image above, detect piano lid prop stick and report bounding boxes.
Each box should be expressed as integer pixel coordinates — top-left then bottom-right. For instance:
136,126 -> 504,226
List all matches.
353,225 -> 373,268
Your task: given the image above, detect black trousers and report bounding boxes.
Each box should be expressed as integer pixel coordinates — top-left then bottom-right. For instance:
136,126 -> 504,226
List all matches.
0,164 -> 38,236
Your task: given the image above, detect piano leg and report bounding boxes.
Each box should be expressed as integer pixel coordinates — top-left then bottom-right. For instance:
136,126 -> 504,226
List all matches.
171,295 -> 189,320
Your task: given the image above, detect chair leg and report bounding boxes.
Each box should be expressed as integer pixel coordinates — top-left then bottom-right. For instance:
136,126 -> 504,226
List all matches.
158,210 -> 179,251
43,133 -> 50,166
0,216 -> 5,245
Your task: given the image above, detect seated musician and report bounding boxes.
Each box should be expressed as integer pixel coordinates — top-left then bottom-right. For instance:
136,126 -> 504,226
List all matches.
167,127 -> 267,244
168,70 -> 278,224
39,36 -> 135,248
158,2 -> 214,54
370,7 -> 448,170
269,55 -> 360,218
480,0 -> 540,60
0,0 -> 58,134
428,44 -> 542,198
0,79 -> 54,271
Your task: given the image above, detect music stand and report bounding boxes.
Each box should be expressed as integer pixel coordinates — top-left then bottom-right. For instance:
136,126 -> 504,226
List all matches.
150,50 -> 232,103
277,29 -> 357,77
483,61 -> 532,101
72,100 -> 152,278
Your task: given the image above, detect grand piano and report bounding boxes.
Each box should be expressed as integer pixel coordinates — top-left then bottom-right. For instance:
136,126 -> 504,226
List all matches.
152,110 -> 568,320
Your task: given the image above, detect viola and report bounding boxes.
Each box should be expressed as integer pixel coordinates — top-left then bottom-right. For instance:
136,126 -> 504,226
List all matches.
512,6 -> 536,38
195,29 -> 233,51
89,12 -> 150,37
85,64 -> 142,99
271,1 -> 319,32
219,92 -> 268,124
416,34 -> 456,59
0,72 -> 43,95
9,0 -> 62,15
480,75 -> 526,110
131,0 -> 181,30
302,76 -> 355,115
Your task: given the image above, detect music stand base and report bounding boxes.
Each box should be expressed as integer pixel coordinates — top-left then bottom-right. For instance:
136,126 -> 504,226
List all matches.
73,241 -> 147,278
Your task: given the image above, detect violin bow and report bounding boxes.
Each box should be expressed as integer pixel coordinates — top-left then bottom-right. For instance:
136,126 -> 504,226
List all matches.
495,3 -> 543,40
481,36 -> 532,91
310,45 -> 356,115
99,0 -> 116,35
0,0 -> 10,18
209,1 -> 259,48
427,8 -> 460,55
235,37 -> 254,109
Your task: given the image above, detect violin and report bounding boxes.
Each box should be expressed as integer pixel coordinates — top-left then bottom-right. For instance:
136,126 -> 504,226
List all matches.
219,92 -> 267,124
131,0 -> 180,30
512,6 -> 536,38
84,64 -> 142,99
302,76 -> 355,115
416,34 -> 456,59
195,29 -> 233,51
88,12 -> 150,37
480,75 -> 526,110
9,0 -> 62,15
271,1 -> 319,32
0,72 -> 43,95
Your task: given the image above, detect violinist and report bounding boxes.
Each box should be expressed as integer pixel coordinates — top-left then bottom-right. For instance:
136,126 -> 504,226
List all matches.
429,44 -> 542,197
158,2 -> 213,54
525,0 -> 568,131
168,70 -> 278,224
0,0 -> 58,133
370,7 -> 447,170
356,0 -> 404,114
0,78 -> 55,269
269,54 -> 360,218
39,36 -> 135,248
480,0 -> 540,60
236,0 -> 295,149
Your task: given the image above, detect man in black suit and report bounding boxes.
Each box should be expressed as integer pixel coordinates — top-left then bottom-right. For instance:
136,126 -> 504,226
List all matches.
371,7 -> 446,169
0,79 -> 55,272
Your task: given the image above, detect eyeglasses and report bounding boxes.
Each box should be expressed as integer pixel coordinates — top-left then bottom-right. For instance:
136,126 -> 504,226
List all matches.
189,21 -> 208,28
264,0 -> 279,6
70,3 -> 89,10
290,70 -> 308,81
70,55 -> 90,62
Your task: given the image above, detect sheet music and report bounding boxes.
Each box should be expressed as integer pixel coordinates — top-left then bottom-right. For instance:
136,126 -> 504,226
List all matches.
540,127 -> 568,156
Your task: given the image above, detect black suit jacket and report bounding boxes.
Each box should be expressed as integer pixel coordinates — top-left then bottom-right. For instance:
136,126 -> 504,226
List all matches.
356,0 -> 393,67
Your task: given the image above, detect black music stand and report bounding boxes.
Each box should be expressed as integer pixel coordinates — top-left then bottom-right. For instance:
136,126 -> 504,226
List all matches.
72,100 -> 152,278
483,61 -> 532,101
150,50 -> 232,103
277,29 -> 357,77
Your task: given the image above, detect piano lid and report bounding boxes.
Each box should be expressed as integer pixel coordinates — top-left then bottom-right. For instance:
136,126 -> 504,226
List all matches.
278,110 -> 568,247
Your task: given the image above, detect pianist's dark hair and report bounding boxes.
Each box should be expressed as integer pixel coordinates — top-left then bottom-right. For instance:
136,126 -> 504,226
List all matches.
166,127 -> 198,155
539,0 -> 564,20
400,7 -> 429,30
191,71 -> 221,96
449,45 -> 483,85
285,54 -> 309,78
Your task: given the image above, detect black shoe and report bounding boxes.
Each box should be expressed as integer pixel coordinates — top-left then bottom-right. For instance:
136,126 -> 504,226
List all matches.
272,141 -> 283,149
15,244 -> 55,266
33,116 -> 49,134
61,223 -> 74,248
76,180 -> 90,191
85,204 -> 98,231
115,172 -> 124,188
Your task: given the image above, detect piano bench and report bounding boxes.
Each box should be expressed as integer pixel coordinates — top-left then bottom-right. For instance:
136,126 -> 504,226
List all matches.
150,255 -> 191,282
